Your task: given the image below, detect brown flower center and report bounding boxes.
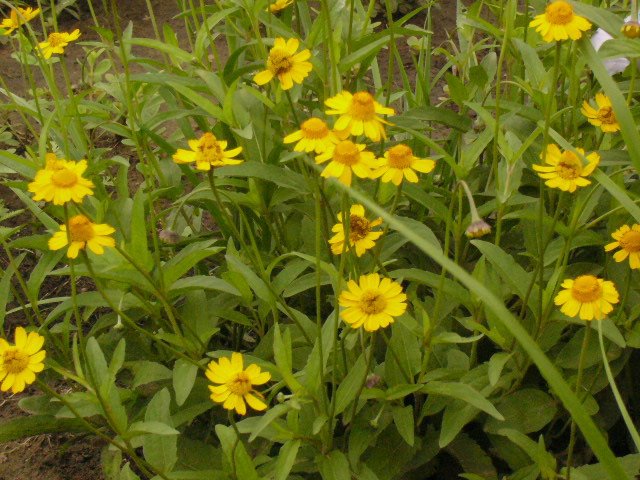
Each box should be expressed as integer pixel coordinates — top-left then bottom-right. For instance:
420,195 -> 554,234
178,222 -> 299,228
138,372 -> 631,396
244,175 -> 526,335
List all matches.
2,349 -> 29,374
349,215 -> 371,242
333,141 -> 360,166
619,230 -> 640,253
545,1 -> 574,25
597,106 -> 617,125
360,290 -> 387,315
51,168 -> 78,188
301,118 -> 329,139
197,132 -> 224,164
68,215 -> 94,243
349,92 -> 376,120
267,48 -> 293,75
556,152 -> 582,180
571,275 -> 602,303
227,372 -> 252,395
387,144 -> 414,169
48,32 -> 65,47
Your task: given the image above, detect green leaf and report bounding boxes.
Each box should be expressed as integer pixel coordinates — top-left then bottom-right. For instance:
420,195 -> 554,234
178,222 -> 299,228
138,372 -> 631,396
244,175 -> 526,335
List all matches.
131,361 -> 173,388
143,389 -> 178,473
485,389 -> 557,434
127,421 -> 179,437
317,450 -> 351,480
0,415 -> 86,442
422,381 -> 504,420
334,353 -> 367,416
167,275 -> 241,297
215,425 -> 259,480
392,405 -> 415,446
274,439 -> 301,480
173,359 -> 198,407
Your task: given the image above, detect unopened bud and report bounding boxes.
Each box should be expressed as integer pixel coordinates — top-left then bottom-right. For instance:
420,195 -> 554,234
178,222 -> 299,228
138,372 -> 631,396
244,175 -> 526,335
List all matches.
465,219 -> 491,239
365,373 -> 382,389
159,229 -> 181,244
622,20 -> 640,38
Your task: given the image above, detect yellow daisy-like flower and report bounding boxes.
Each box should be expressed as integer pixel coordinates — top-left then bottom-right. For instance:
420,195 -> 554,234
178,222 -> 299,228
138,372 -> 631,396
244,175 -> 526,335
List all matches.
339,273 -> 408,332
1,7 -> 40,35
48,214 -> 116,259
622,20 -> 640,39
253,37 -> 312,90
554,275 -> 619,321
205,352 -> 271,415
529,0 -> 591,42
605,224 -> 640,269
38,29 -> 81,59
0,327 -> 46,394
581,93 -> 620,133
173,132 -> 243,172
315,139 -> 376,186
268,0 -> 293,13
325,91 -> 394,142
283,117 -> 343,154
372,144 -> 435,186
28,153 -> 94,205
532,144 -> 599,193
329,204 -> 383,257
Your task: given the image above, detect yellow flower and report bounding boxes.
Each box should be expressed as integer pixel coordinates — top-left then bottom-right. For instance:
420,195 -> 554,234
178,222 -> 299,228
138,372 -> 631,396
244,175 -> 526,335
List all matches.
253,37 -> 312,90
28,153 -> 94,205
283,117 -> 343,154
1,7 -> 40,35
206,352 -> 271,415
329,204 -> 383,257
532,144 -> 599,193
315,139 -> 376,186
38,29 -> 81,59
605,224 -> 640,269
173,132 -> 243,171
372,144 -> 435,186
339,273 -> 407,332
268,0 -> 293,13
48,214 -> 115,259
325,91 -> 394,142
0,327 -> 45,394
554,275 -> 619,321
581,93 -> 620,133
529,0 -> 591,42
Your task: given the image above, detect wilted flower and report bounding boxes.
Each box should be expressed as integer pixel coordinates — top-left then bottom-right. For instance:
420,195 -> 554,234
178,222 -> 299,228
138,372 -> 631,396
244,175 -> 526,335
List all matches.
466,219 -> 492,239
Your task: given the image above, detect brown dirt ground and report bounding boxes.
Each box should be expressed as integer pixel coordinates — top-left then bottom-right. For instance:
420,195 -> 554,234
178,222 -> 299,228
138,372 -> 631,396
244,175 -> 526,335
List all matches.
0,1 -> 458,479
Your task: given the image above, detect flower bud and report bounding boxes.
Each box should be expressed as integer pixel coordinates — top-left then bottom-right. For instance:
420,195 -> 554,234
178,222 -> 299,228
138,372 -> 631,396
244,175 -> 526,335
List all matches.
465,219 -> 492,239
622,20 -> 640,38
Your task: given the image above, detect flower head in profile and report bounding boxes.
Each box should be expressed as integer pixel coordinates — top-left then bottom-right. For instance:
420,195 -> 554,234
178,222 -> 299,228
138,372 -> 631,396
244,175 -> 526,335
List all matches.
372,144 -> 435,186
339,273 -> 407,331
206,352 -> 271,415
268,0 -> 293,13
48,214 -> 115,259
28,153 -> 94,205
529,0 -> 591,42
173,132 -> 243,171
532,144 -> 599,193
315,139 -> 376,186
1,7 -> 40,35
581,93 -> 620,133
465,219 -> 492,239
283,117 -> 343,154
0,327 -> 45,394
622,20 -> 640,38
605,224 -> 640,269
329,204 -> 383,257
253,38 -> 312,90
554,275 -> 619,321
325,91 -> 394,142
38,29 -> 81,59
